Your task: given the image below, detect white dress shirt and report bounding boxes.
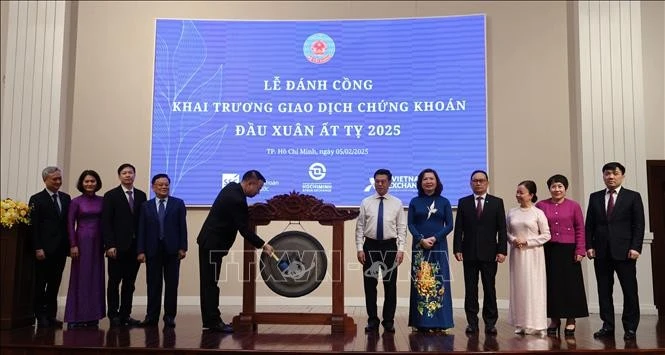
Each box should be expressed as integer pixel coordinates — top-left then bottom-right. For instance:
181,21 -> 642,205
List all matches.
604,185 -> 622,210
355,193 -> 407,251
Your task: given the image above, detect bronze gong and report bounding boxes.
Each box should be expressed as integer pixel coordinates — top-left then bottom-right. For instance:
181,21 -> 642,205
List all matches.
260,231 -> 328,298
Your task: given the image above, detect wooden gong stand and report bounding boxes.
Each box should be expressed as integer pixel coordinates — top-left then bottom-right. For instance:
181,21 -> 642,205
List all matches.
232,192 -> 359,333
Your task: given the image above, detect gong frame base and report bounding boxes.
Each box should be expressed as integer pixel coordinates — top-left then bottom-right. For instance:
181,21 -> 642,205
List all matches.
232,312 -> 357,333
232,192 -> 359,334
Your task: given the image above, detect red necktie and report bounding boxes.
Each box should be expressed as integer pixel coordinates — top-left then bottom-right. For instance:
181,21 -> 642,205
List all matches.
606,189 -> 615,217
476,196 -> 483,219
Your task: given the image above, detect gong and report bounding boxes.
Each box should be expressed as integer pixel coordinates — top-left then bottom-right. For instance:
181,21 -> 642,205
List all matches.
260,231 -> 328,298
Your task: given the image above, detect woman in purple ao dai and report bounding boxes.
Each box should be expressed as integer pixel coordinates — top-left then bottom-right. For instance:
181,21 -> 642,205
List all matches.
64,170 -> 106,328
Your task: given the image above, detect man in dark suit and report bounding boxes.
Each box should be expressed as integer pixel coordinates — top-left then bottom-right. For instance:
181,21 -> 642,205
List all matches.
586,161 -> 645,341
453,170 -> 507,335
29,166 -> 71,328
197,170 -> 274,333
102,163 -> 147,327
137,173 -> 187,328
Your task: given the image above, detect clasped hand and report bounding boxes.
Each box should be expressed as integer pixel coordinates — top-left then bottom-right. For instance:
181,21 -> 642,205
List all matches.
512,238 -> 527,249
420,236 -> 436,249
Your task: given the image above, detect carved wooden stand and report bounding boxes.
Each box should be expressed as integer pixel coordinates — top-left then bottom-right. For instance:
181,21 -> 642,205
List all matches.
232,192 -> 359,333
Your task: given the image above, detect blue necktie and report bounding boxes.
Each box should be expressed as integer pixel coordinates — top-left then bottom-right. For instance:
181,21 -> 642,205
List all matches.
158,199 -> 166,240
377,197 -> 384,240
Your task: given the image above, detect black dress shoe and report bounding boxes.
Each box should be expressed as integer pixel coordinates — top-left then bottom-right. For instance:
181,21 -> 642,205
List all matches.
364,325 -> 379,333
163,317 -> 176,328
110,317 -> 122,327
383,325 -> 395,333
485,326 -> 497,335
465,325 -> 479,334
122,317 -> 142,326
547,326 -> 560,336
623,330 -> 636,341
204,322 -> 233,333
593,328 -> 614,338
67,322 -> 85,330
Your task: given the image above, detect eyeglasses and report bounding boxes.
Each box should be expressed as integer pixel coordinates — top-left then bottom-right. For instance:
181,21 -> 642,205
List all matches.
471,179 -> 488,184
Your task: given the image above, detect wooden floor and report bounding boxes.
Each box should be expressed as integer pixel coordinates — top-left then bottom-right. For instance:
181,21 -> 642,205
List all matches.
1,306 -> 664,354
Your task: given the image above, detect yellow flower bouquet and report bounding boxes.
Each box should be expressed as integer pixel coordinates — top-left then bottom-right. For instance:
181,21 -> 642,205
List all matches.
1,198 -> 31,229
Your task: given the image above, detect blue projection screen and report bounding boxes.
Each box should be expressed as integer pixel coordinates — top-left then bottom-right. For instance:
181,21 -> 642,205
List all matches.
150,15 -> 487,207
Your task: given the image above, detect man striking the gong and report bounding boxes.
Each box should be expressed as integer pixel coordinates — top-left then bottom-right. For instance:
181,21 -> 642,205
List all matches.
197,170 -> 274,333
356,168 -> 407,333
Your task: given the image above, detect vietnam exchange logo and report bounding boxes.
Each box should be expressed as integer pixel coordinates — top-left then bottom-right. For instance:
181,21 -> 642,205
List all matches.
303,33 -> 335,64
308,163 -> 326,181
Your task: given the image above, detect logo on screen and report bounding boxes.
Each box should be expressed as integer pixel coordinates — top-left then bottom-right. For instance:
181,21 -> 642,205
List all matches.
303,33 -> 335,64
362,175 -> 418,193
308,163 -> 327,181
364,178 -> 375,192
222,173 -> 240,188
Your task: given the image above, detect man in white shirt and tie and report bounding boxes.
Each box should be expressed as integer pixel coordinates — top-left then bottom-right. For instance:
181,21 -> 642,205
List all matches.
355,169 -> 407,334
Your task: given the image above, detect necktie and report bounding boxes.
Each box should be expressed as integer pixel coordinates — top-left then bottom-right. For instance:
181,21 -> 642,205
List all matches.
476,196 -> 483,219
158,199 -> 166,240
607,189 -> 615,217
52,193 -> 61,215
376,197 -> 384,240
126,190 -> 134,213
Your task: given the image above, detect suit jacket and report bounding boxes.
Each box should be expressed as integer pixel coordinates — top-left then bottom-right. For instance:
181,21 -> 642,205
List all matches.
137,196 -> 188,258
197,182 -> 264,254
453,194 -> 508,261
585,187 -> 645,260
102,185 -> 147,253
29,189 -> 71,255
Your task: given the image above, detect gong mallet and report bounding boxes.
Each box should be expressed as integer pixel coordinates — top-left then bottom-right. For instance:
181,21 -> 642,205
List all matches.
270,251 -> 290,272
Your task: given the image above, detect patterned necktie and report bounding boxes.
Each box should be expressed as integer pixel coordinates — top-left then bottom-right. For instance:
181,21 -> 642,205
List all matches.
52,193 -> 61,215
476,196 -> 483,219
126,190 -> 134,213
158,199 -> 166,240
606,189 -> 615,217
376,197 -> 384,240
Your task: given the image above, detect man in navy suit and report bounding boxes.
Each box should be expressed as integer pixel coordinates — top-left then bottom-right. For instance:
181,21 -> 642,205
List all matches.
102,163 -> 147,327
586,162 -> 645,341
29,166 -> 71,328
137,173 -> 187,328
453,170 -> 507,335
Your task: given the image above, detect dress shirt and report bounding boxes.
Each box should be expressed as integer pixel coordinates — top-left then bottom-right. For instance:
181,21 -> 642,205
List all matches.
155,197 -> 168,209
605,185 -> 622,210
46,188 -> 62,211
122,186 -> 136,204
355,193 -> 407,251
473,193 -> 487,209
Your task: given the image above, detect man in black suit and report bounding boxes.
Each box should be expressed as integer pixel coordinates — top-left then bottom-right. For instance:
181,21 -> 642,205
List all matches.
137,173 -> 187,328
29,166 -> 71,328
586,161 -> 645,341
102,163 -> 147,327
453,170 -> 507,335
197,170 -> 274,333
